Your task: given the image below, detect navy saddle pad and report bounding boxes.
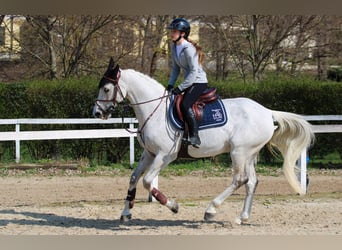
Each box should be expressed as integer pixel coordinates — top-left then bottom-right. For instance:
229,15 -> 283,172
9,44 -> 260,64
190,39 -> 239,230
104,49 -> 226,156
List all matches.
168,95 -> 228,130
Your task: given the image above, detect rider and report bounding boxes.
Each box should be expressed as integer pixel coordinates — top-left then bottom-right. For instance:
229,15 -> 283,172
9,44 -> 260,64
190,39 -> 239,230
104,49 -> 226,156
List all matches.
167,18 -> 208,148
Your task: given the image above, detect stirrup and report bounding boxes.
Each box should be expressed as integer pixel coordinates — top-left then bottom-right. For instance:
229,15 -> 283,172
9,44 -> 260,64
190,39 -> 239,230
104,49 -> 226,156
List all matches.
189,136 -> 201,148
181,137 -> 201,148
181,137 -> 192,146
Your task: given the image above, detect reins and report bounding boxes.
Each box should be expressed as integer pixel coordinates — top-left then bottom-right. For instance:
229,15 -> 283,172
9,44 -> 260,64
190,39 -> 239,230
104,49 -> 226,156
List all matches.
128,93 -> 171,106
125,89 -> 171,134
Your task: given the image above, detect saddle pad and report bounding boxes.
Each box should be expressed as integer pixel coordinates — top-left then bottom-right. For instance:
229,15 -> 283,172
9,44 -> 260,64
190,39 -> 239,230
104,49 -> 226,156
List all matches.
169,95 -> 228,130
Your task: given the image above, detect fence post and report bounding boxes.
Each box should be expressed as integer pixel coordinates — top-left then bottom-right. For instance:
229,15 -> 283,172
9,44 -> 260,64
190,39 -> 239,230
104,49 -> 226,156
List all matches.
129,122 -> 135,167
15,123 -> 20,163
298,149 -> 307,194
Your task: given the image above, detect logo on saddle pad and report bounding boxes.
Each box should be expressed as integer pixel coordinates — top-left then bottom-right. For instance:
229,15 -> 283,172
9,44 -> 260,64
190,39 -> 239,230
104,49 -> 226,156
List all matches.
169,88 -> 228,130
211,108 -> 224,121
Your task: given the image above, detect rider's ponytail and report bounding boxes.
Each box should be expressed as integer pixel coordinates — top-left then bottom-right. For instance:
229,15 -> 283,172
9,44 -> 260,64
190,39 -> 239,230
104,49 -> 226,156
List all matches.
187,38 -> 205,65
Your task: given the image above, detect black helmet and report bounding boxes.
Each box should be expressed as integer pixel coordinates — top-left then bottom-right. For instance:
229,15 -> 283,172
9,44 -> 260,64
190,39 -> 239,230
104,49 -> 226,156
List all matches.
168,18 -> 190,38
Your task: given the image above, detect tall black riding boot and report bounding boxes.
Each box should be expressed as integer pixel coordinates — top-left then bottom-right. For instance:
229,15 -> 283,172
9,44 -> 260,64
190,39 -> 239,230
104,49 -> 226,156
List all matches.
184,108 -> 201,148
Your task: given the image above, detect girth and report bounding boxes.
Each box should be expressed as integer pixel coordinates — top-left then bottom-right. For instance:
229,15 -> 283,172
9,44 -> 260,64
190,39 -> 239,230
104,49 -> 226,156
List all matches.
174,87 -> 218,122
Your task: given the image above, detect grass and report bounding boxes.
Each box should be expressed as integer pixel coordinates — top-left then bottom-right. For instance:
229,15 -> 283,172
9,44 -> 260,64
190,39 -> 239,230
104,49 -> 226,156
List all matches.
310,152 -> 342,169
160,159 -> 230,177
0,151 -> 340,178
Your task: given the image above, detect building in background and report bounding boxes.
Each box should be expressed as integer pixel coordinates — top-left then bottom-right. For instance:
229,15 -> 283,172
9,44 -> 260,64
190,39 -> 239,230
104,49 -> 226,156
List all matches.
0,15 -> 24,61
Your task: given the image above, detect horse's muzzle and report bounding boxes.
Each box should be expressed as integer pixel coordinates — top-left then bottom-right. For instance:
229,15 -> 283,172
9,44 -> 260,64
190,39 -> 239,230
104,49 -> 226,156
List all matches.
93,103 -> 115,120
94,111 -> 102,118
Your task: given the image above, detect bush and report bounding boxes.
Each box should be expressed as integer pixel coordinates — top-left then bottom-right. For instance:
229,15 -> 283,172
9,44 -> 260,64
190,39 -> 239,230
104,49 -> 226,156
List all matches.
327,67 -> 342,82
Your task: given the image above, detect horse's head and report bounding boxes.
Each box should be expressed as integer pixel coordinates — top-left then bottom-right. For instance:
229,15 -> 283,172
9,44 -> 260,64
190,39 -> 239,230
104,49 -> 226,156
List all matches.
93,57 -> 127,119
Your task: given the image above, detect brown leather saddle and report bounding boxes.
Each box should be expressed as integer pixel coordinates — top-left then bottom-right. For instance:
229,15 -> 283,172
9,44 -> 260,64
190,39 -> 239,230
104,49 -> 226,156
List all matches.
174,87 -> 218,122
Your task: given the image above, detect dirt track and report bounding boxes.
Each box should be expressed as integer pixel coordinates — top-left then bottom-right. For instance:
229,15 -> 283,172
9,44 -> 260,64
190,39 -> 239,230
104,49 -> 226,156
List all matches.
0,171 -> 341,235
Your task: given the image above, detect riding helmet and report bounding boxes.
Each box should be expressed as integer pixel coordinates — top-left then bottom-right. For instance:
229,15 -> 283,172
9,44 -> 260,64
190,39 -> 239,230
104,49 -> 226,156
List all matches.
167,18 -> 191,38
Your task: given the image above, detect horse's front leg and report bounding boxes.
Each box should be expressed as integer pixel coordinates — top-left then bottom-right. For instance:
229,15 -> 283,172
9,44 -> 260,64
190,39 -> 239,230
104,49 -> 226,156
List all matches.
120,150 -> 153,223
143,153 -> 179,214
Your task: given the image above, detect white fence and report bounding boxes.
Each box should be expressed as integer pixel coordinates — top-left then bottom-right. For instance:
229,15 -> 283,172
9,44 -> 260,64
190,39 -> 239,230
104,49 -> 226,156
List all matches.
0,118 -> 138,164
0,115 -> 341,195
299,115 -> 342,193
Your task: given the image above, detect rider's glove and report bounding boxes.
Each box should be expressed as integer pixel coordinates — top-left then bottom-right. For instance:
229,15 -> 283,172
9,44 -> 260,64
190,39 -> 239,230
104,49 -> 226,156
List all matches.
171,87 -> 182,95
166,84 -> 174,91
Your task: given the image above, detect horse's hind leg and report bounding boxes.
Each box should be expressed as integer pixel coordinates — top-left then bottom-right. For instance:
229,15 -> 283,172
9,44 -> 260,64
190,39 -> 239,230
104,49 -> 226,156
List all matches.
236,155 -> 258,224
120,150 -> 154,222
204,152 -> 248,221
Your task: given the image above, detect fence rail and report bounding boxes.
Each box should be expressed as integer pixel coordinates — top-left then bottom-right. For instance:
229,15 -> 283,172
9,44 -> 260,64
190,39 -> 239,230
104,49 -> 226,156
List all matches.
0,118 -> 138,164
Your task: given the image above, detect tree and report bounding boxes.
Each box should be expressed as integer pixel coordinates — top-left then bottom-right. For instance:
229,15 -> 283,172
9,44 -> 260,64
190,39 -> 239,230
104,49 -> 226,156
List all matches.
3,15 -> 342,82
201,15 -> 321,82
313,16 -> 342,80
238,15 -> 309,81
136,15 -> 170,76
24,15 -> 118,79
25,15 -> 59,79
0,15 -> 4,26
200,16 -> 233,80
287,16 -> 319,76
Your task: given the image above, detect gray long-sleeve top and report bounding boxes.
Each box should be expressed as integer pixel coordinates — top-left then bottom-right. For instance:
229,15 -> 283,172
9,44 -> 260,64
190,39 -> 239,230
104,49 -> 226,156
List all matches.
168,40 -> 207,91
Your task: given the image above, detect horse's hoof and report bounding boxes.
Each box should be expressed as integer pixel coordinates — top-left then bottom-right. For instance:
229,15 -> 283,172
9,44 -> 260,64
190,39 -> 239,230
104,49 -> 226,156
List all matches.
120,214 -> 132,223
235,217 -> 242,225
204,212 -> 216,221
167,200 -> 179,214
171,202 -> 179,214
235,217 -> 248,225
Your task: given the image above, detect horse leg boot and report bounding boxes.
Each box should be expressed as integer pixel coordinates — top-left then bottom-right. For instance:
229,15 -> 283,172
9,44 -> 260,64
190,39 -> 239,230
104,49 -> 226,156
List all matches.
184,108 -> 201,148
150,187 -> 179,213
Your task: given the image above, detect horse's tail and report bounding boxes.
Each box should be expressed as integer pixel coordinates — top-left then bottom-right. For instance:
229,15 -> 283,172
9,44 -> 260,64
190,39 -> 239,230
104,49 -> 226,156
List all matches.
269,111 -> 315,195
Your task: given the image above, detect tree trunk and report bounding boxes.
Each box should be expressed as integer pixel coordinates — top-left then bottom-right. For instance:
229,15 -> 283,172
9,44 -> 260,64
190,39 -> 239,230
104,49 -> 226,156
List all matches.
316,26 -> 328,81
47,17 -> 58,79
141,16 -> 153,74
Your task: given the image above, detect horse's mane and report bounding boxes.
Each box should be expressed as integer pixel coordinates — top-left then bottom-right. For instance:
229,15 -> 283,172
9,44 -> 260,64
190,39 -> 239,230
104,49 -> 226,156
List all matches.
124,69 -> 165,91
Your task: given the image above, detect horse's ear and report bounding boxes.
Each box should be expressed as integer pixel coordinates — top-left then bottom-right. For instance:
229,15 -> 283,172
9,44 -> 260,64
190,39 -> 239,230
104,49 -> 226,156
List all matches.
108,57 -> 115,70
113,63 -> 120,73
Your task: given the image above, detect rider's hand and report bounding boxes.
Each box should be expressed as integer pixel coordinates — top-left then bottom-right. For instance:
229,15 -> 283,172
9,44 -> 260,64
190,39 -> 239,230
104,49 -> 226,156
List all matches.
172,87 -> 182,95
166,84 -> 173,91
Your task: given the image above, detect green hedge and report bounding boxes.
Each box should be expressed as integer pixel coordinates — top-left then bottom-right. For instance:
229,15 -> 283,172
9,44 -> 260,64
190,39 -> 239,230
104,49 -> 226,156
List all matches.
212,76 -> 342,163
213,76 -> 342,115
0,75 -> 341,165
327,67 -> 342,82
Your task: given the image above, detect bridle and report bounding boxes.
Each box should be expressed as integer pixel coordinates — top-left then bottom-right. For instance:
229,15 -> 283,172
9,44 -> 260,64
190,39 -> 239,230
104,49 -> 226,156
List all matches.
95,70 -> 125,115
95,70 -> 171,134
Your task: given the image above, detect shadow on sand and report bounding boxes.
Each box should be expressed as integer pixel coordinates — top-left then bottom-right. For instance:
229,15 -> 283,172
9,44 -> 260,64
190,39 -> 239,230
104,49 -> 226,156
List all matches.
0,209 -> 235,232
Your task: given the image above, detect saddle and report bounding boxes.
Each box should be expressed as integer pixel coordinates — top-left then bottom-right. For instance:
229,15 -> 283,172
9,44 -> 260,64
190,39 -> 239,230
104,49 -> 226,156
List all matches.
174,87 -> 218,122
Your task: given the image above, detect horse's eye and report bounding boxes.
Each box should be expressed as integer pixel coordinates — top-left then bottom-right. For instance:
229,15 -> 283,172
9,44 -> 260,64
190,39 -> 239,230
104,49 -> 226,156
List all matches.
104,87 -> 110,93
